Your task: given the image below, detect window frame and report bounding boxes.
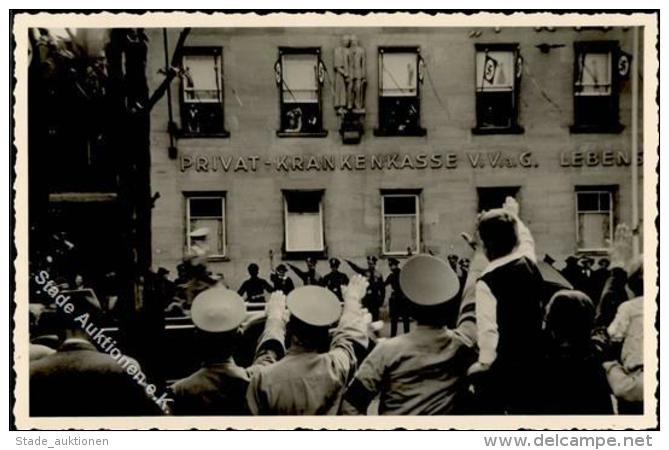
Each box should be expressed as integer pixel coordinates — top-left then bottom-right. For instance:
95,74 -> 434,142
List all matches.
275,47 -> 328,138
178,46 -> 230,138
374,46 -> 427,137
472,43 -> 524,135
574,188 -> 615,253
570,41 -> 624,134
184,192 -> 228,259
282,189 -> 327,258
381,191 -> 421,256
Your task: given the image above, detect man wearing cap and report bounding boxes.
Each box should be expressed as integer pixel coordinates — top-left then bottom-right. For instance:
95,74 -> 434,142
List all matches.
270,264 -> 295,295
340,254 -> 477,415
189,227 -> 211,258
287,257 -> 322,286
384,258 -> 410,336
30,291 -> 163,416
247,276 -> 370,415
170,288 -> 287,415
346,256 -> 385,321
322,258 -> 349,301
238,263 -> 274,304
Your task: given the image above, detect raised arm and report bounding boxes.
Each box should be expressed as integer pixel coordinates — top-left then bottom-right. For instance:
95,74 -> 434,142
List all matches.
345,259 -> 367,276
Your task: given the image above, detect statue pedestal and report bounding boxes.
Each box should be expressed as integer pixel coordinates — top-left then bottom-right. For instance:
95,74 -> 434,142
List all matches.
339,110 -> 365,144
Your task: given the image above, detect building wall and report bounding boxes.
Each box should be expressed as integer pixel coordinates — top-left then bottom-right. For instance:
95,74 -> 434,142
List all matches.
147,26 -> 643,287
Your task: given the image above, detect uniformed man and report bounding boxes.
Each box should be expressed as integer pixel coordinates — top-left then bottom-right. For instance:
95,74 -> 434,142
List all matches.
247,276 -> 370,415
287,257 -> 322,286
322,258 -> 350,301
238,263 -> 274,304
346,256 -> 385,321
385,257 -> 410,336
270,264 -> 295,295
169,288 -> 287,415
189,227 -> 211,258
340,254 -> 477,415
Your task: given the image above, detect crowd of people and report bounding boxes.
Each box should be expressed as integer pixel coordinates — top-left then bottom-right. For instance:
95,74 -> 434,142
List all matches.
28,197 -> 646,417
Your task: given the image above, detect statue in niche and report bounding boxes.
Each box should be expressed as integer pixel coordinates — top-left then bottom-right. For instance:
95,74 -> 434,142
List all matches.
348,35 -> 366,112
333,34 -> 351,115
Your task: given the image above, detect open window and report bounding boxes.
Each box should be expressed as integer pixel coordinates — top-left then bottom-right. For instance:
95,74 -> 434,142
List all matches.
381,191 -> 421,255
374,47 -> 426,137
571,41 -> 623,133
283,190 -> 326,257
473,44 -> 523,134
275,48 -> 327,137
575,187 -> 616,252
477,186 -> 521,213
185,193 -> 227,258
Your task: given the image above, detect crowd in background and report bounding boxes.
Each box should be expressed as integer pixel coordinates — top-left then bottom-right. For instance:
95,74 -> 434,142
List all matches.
28,197 -> 646,417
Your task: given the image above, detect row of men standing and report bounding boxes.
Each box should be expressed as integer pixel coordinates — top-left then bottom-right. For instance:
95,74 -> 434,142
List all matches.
237,256 -> 410,336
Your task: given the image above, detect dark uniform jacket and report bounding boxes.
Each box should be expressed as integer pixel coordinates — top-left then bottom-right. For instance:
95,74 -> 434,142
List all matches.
238,277 -> 274,303
322,270 -> 349,300
30,339 -> 162,416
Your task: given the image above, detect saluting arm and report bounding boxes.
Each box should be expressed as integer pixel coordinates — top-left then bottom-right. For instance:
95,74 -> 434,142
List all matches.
346,260 -> 366,276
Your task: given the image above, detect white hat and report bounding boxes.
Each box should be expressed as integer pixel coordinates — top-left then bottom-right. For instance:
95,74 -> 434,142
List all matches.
191,287 -> 246,333
189,227 -> 210,239
287,286 -> 342,327
400,254 -> 459,306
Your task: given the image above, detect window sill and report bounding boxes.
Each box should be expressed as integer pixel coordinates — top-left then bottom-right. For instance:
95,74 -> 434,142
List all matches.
177,130 -> 231,139
206,255 -> 230,262
373,128 -> 427,137
569,123 -> 624,134
276,131 -> 328,138
471,125 -> 525,135
576,249 -> 610,256
282,249 -> 328,260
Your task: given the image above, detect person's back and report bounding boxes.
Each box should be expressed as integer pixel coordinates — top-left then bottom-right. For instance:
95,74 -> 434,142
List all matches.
349,326 -> 474,415
30,340 -> 161,416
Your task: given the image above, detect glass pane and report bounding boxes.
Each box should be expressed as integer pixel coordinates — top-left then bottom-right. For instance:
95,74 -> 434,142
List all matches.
285,192 -> 321,213
385,215 -> 416,254
476,50 -> 515,91
599,192 -> 611,211
183,54 -> 222,101
286,212 -> 322,251
189,198 -> 223,217
381,52 -> 417,97
577,192 -> 600,212
383,196 -> 416,215
576,52 -> 611,96
190,218 -> 224,255
578,213 -> 609,249
282,54 -> 318,103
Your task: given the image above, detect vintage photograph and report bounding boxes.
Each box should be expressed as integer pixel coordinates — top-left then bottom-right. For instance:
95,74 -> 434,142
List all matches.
11,11 -> 659,429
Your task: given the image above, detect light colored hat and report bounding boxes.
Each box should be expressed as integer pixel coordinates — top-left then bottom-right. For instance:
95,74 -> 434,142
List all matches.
399,254 -> 459,306
287,286 -> 342,327
189,227 -> 210,239
191,287 -> 246,333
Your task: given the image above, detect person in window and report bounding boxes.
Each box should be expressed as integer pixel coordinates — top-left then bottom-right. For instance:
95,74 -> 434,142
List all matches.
238,263 -> 274,304
466,197 -> 547,414
340,255 -> 477,415
321,258 -> 349,301
346,256 -> 385,321
246,277 -> 370,415
287,257 -> 322,286
270,264 -> 295,295
169,288 -> 286,415
385,258 -> 410,336
542,290 -> 613,414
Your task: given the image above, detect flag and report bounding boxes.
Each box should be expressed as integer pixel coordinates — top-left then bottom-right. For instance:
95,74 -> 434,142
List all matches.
483,53 -> 498,84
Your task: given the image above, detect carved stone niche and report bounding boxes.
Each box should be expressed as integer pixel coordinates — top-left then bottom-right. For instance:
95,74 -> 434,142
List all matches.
334,33 -> 366,144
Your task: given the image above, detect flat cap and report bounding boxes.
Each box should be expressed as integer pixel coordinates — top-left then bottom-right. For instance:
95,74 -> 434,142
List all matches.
399,254 -> 459,306
191,287 -> 246,333
287,286 -> 342,327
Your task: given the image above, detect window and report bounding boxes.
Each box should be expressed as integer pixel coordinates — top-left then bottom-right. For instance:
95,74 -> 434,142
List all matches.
477,186 -> 521,212
382,192 -> 420,255
571,41 -> 623,133
185,194 -> 226,257
575,188 -> 615,251
375,47 -> 426,137
283,190 -> 325,254
275,48 -> 326,137
180,47 -> 228,137
473,44 -> 523,134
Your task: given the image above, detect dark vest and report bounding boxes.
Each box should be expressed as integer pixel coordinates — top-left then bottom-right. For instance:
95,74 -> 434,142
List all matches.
479,256 -> 546,366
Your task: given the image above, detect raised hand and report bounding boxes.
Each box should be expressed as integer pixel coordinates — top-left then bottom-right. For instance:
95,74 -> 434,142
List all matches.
342,274 -> 368,303
265,290 -> 287,322
502,196 -> 520,216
